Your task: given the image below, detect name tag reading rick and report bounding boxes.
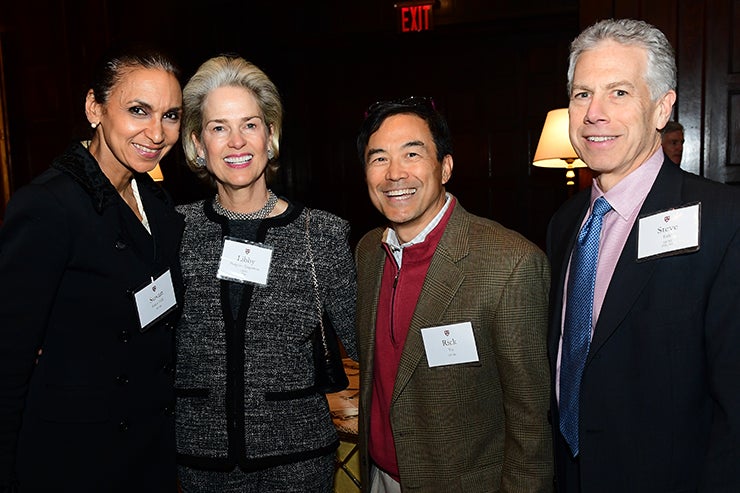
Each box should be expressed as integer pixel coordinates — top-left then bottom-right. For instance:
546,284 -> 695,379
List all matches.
637,202 -> 700,261
217,236 -> 273,286
134,270 -> 177,331
421,322 -> 479,367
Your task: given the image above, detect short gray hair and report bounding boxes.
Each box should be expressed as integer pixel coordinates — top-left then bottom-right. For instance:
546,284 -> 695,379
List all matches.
567,18 -> 676,101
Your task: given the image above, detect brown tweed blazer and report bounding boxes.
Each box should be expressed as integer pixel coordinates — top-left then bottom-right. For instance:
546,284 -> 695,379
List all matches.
355,200 -> 553,493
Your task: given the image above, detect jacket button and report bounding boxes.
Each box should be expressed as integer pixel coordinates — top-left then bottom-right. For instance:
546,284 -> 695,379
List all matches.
115,374 -> 129,385
118,330 -> 130,343
114,240 -> 127,250
162,321 -> 173,332
118,420 -> 129,432
162,362 -> 174,376
163,406 -> 175,417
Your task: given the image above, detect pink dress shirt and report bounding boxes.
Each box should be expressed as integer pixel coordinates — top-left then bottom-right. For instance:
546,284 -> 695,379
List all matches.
556,149 -> 665,400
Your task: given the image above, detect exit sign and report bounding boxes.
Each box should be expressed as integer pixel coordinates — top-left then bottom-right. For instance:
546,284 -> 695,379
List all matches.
396,1 -> 434,33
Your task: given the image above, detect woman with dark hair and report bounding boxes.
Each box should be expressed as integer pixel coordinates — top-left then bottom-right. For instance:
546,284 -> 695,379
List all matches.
0,45 -> 185,492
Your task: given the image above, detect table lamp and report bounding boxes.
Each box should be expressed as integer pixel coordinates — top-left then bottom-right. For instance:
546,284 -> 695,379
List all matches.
533,108 -> 586,186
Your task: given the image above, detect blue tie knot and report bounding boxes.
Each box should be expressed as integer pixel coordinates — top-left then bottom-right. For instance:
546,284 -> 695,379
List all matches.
577,197 -> 612,245
592,196 -> 612,218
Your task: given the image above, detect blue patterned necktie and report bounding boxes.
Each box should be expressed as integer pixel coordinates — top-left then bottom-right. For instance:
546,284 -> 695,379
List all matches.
559,196 -> 612,457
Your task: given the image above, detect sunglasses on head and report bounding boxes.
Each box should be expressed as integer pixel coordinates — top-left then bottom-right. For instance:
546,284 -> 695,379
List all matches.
364,96 -> 436,118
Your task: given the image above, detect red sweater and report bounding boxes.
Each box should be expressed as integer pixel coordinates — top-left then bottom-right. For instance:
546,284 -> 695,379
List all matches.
369,201 -> 455,480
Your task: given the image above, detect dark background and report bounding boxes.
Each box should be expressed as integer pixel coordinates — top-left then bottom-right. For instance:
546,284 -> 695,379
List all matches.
1,0 -> 738,250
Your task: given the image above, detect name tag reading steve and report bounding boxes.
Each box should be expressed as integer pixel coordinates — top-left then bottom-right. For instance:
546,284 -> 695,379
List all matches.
421,321 -> 479,367
134,269 -> 177,331
637,202 -> 700,261
217,236 -> 273,286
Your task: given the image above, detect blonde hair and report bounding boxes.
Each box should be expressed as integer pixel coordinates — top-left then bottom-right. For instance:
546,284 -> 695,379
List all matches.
181,55 -> 283,184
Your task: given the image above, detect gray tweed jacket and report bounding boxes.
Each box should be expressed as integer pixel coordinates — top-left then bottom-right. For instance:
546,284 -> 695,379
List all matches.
175,198 -> 357,472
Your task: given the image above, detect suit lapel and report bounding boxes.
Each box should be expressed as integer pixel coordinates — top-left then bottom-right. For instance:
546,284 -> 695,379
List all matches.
587,161 -> 685,361
358,230 -> 386,402
391,205 -> 468,403
126,178 -> 184,265
548,190 -> 590,365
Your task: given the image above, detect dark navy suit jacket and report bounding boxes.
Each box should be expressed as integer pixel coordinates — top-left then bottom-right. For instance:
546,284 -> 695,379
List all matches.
547,159 -> 740,492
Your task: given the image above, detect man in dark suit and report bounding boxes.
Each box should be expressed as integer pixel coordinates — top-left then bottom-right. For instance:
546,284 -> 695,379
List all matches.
547,18 -> 740,492
355,97 -> 553,492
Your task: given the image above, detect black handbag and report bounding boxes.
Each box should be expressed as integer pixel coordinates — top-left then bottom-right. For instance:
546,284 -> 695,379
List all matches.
305,210 -> 349,394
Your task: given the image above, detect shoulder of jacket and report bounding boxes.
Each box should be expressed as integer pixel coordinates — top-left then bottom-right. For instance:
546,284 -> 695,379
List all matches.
304,207 -> 348,226
12,169 -> 88,217
451,208 -> 545,259
176,200 -> 207,217
303,207 -> 351,239
356,227 -> 384,255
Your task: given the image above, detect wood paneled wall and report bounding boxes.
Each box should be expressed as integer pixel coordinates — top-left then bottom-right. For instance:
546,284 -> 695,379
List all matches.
580,0 -> 740,185
1,0 -> 737,244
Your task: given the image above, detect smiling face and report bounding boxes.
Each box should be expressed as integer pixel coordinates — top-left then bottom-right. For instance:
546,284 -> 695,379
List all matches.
193,85 -> 273,194
568,40 -> 675,191
86,67 -> 182,181
364,113 -> 452,243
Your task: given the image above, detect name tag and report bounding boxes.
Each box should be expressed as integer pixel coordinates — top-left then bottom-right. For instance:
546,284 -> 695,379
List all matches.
637,202 -> 700,261
421,322 -> 480,367
133,270 -> 177,331
217,236 -> 273,285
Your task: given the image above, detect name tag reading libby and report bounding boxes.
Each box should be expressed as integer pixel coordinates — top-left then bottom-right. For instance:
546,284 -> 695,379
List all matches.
421,322 -> 480,367
133,270 -> 177,331
637,202 -> 700,261
217,236 -> 273,286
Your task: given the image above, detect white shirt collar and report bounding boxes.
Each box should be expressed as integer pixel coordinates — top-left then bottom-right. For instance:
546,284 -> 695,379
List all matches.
382,193 -> 451,267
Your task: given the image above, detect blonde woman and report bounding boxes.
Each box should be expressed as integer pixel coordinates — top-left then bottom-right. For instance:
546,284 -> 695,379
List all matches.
175,55 -> 356,492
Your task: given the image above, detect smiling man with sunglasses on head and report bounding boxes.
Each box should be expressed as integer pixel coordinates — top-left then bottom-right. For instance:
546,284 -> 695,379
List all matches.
354,97 -> 553,493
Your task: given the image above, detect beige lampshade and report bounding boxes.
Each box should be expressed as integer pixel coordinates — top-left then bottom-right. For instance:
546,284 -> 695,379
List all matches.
148,163 -> 164,182
533,108 -> 586,169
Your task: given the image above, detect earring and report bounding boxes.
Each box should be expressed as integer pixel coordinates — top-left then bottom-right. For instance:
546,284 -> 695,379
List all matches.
91,122 -> 99,129
195,156 -> 207,168
267,148 -> 275,160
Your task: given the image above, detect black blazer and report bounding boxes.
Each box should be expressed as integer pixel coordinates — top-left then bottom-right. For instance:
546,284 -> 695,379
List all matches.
547,160 -> 740,492
0,142 -> 184,492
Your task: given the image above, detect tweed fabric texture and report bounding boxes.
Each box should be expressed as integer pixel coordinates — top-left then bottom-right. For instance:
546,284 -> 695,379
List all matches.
177,453 -> 334,492
175,199 -> 357,472
355,200 -> 553,493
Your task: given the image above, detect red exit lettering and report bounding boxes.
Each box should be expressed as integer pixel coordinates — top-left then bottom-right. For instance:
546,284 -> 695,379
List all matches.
400,4 -> 432,32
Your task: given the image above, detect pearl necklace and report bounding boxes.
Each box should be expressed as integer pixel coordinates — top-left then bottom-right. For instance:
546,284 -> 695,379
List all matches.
213,190 -> 278,221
